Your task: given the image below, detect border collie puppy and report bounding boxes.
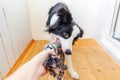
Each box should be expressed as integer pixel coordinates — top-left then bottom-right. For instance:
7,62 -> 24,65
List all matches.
46,2 -> 83,79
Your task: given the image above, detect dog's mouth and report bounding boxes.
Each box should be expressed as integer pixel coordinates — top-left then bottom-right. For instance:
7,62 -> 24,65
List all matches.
62,32 -> 70,39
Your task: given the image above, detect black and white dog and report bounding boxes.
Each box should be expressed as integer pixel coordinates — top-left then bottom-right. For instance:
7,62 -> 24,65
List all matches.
46,2 -> 83,79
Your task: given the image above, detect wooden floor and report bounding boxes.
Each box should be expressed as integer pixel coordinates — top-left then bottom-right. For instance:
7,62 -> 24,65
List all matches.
7,39 -> 120,80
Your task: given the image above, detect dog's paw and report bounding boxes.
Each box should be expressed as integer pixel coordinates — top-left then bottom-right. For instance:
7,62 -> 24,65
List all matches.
70,71 -> 79,79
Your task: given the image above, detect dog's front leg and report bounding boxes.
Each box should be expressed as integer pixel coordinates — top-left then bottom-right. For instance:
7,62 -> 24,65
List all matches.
65,54 -> 79,79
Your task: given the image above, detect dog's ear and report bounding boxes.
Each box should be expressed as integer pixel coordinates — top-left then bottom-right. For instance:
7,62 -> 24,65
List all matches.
46,6 -> 54,26
75,23 -> 84,38
79,29 -> 84,37
72,29 -> 84,45
57,8 -> 66,16
57,8 -> 73,24
45,28 -> 55,33
48,6 -> 54,15
65,11 -> 73,24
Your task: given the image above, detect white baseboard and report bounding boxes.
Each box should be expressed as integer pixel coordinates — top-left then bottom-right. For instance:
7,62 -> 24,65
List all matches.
98,37 -> 120,66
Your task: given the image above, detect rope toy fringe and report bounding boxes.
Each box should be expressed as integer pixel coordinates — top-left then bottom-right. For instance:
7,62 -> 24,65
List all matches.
43,38 -> 67,80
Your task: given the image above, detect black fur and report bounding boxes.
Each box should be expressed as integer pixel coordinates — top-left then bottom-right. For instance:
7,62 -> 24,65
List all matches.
72,23 -> 84,45
57,8 -> 72,24
46,2 -> 73,29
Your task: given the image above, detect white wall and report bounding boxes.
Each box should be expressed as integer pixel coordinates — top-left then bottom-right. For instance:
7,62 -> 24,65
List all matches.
28,0 -> 99,40
28,0 -> 117,40
94,0 -> 116,41
28,0 -> 57,40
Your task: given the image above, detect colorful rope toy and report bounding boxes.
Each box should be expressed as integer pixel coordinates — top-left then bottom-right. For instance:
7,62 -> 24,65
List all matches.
43,38 -> 67,80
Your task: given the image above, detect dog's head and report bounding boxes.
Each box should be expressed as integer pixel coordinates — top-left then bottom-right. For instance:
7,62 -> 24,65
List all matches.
46,8 -> 73,29
46,22 -> 84,54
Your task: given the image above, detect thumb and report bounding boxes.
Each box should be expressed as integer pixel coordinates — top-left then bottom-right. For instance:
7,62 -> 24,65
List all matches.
42,49 -> 55,60
37,49 -> 56,64
30,49 -> 55,65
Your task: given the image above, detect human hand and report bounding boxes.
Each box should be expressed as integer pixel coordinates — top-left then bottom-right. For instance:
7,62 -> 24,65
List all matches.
5,49 -> 55,80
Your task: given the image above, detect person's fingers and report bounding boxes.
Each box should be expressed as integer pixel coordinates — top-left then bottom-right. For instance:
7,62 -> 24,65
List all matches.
40,49 -> 55,63
44,49 -> 56,56
30,49 -> 55,64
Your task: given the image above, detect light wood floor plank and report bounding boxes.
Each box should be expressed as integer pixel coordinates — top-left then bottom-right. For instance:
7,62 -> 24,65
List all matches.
6,39 -> 120,80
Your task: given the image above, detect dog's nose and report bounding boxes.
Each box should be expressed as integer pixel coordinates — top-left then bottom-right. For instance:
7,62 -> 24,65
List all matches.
65,49 -> 72,55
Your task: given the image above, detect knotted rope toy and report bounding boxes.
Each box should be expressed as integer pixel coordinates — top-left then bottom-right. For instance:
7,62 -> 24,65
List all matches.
43,38 -> 67,80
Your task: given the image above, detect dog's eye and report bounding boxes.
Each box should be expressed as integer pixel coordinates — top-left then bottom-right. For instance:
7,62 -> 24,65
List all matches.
58,27 -> 62,30
63,32 -> 69,38
63,17 -> 67,23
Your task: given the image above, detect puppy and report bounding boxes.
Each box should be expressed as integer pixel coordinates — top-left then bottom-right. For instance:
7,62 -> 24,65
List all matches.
46,2 -> 83,79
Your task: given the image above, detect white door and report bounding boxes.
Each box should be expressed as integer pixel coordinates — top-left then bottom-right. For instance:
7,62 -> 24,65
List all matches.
3,0 -> 32,59
0,0 -> 9,78
0,34 -> 10,78
0,0 -> 16,68
0,72 -> 3,80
